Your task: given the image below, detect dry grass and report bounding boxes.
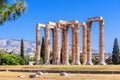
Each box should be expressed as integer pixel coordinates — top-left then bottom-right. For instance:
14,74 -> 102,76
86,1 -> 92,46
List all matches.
0,65 -> 120,71
0,72 -> 120,80
1,65 -> 120,80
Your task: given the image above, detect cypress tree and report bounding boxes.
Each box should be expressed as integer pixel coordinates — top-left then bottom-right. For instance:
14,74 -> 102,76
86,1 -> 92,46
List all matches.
112,38 -> 120,64
20,39 -> 24,59
41,37 -> 44,60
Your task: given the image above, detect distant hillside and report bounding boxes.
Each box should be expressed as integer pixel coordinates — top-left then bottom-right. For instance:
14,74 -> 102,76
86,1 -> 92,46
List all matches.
0,39 -> 100,55
0,39 -> 36,54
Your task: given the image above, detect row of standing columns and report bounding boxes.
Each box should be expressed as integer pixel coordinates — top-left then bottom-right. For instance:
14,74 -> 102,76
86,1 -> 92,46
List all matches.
35,17 -> 106,65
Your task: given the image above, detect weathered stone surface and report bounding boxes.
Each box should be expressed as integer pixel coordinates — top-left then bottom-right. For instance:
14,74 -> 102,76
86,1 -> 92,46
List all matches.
82,24 -> 87,65
99,20 -> 106,65
62,28 -> 69,65
72,27 -> 76,64
36,24 -> 40,65
62,29 -> 65,64
53,27 -> 61,64
29,74 -> 39,78
44,26 -> 50,65
52,30 -> 55,64
86,22 -> 93,65
36,17 -> 106,65
60,72 -> 68,76
18,75 -> 25,78
36,71 -> 43,75
75,25 -> 80,65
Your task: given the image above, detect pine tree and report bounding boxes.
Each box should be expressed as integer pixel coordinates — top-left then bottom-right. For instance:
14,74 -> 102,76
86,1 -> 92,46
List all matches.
41,37 -> 44,60
112,38 -> 120,64
20,39 -> 24,59
0,0 -> 26,24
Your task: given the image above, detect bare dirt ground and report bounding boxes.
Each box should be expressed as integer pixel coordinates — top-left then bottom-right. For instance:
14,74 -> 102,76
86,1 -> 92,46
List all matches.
0,71 -> 120,80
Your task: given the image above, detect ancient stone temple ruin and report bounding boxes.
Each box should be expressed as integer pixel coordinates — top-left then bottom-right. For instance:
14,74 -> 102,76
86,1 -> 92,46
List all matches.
35,16 -> 106,65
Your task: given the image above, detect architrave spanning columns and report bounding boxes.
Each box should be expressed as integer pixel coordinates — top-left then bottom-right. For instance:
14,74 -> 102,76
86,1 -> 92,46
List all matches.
87,16 -> 106,65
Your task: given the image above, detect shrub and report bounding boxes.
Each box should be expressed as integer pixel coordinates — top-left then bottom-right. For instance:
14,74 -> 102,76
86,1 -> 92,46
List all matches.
0,53 -> 28,65
92,58 -> 99,65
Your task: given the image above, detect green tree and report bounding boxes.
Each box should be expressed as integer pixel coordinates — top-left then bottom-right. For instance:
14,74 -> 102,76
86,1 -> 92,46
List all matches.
112,38 -> 120,64
40,37 -> 44,60
0,53 -> 28,65
105,56 -> 112,64
92,58 -> 99,65
20,39 -> 24,59
0,0 -> 7,5
0,0 -> 26,24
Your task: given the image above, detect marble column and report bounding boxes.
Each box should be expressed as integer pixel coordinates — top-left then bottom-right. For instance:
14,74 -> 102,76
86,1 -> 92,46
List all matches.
86,22 -> 93,65
53,27 -> 61,64
52,29 -> 55,64
99,20 -> 106,65
72,27 -> 76,64
62,29 -> 65,64
75,25 -> 80,65
35,24 -> 40,65
82,24 -> 87,65
44,26 -> 50,65
63,28 -> 69,65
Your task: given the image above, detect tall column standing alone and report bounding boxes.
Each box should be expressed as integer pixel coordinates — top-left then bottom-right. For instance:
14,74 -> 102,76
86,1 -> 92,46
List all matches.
44,26 -> 50,64
99,20 -> 106,65
36,24 -> 40,65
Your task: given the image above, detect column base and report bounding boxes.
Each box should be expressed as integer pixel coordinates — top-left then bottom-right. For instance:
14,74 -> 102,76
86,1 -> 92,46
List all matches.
75,62 -> 81,65
52,61 -> 61,65
98,61 -> 106,65
71,61 -> 75,65
63,62 -> 70,65
44,62 -> 50,65
35,61 -> 40,65
71,63 -> 75,65
82,62 -> 87,65
86,62 -> 93,65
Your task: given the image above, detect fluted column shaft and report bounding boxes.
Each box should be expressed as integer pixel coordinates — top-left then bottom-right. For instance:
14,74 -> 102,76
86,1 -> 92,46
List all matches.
36,24 -> 40,65
44,27 -> 50,64
62,30 -> 65,64
75,25 -> 80,65
72,28 -> 76,64
99,21 -> 106,65
52,30 -> 55,64
87,22 -> 93,65
63,28 -> 69,65
53,27 -> 61,64
82,24 -> 87,65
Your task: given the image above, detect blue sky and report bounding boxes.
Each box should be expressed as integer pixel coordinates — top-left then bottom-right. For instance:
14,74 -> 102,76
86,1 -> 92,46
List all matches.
0,0 -> 120,53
